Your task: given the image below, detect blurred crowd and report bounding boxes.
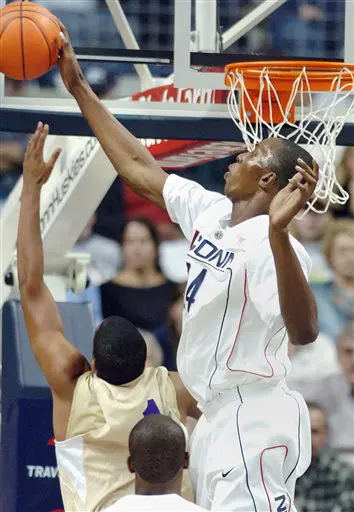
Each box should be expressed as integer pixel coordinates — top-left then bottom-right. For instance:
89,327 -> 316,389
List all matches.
1,1 -> 354,511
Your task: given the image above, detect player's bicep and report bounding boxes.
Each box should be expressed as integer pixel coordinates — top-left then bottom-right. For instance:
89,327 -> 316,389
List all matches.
32,330 -> 90,400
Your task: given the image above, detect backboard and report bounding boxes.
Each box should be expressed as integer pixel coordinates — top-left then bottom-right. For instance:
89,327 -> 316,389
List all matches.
1,0 -> 354,145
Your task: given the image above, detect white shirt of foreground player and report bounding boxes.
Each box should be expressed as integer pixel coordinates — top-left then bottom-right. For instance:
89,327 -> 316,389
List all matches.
163,174 -> 312,406
102,493 -> 207,511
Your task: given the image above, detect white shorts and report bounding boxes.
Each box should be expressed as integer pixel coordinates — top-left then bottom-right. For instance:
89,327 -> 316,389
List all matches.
188,381 -> 311,512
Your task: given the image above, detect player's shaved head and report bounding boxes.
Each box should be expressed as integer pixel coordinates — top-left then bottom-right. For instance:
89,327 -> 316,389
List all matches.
263,138 -> 314,189
129,415 -> 187,485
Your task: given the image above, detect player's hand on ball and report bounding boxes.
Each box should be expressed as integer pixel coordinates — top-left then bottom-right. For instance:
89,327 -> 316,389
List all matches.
269,158 -> 319,231
57,23 -> 85,93
23,123 -> 62,188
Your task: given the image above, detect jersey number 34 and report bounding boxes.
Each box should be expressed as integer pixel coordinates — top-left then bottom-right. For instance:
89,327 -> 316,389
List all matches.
185,264 -> 207,312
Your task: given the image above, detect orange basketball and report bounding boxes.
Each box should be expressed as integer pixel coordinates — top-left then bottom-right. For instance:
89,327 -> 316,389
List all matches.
0,1 -> 62,80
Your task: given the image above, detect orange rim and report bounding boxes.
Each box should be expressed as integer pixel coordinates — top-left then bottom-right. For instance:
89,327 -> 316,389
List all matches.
225,60 -> 354,91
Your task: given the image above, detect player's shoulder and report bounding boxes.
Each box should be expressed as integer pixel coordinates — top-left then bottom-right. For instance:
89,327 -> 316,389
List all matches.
165,173 -> 226,203
239,215 -> 271,251
244,215 -> 311,269
143,365 -> 174,389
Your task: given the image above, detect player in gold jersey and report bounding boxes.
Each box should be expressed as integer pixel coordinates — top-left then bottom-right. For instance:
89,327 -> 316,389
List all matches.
17,123 -> 198,511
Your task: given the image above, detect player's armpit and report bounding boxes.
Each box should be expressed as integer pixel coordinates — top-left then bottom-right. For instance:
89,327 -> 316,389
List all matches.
168,372 -> 200,422
121,156 -> 168,208
30,329 -> 90,400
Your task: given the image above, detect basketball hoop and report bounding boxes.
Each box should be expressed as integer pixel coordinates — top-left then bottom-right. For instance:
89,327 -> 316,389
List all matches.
225,60 -> 354,213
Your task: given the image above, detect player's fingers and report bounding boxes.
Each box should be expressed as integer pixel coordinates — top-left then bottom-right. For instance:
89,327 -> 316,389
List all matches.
297,158 -> 317,179
58,23 -> 71,49
36,124 -> 49,154
47,148 -> 62,170
288,177 -> 298,191
294,166 -> 317,185
289,172 -> 303,186
293,180 -> 308,193
59,32 -> 68,48
31,122 -> 44,151
57,20 -> 68,37
312,159 -> 319,177
27,133 -> 35,152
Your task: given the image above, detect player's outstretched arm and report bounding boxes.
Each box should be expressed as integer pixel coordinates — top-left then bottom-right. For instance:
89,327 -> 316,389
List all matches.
57,25 -> 167,208
17,124 -> 90,425
268,158 -> 319,345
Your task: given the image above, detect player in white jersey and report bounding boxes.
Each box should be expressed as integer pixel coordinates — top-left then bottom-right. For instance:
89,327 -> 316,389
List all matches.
104,414 -> 207,511
58,26 -> 319,511
17,126 -> 198,511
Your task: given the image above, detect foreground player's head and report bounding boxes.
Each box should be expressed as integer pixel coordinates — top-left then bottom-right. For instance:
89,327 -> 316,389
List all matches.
224,138 -> 313,202
128,414 -> 189,495
92,316 -> 147,385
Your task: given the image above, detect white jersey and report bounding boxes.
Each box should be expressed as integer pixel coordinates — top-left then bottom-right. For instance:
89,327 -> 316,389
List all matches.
103,493 -> 207,511
163,174 -> 311,406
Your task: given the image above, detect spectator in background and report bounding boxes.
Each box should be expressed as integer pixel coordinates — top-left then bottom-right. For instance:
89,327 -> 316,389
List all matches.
295,402 -> 354,512
270,0 -> 326,58
103,415 -> 206,512
297,322 -> 354,465
287,332 -> 340,391
71,213 -> 120,285
67,213 -> 120,325
124,186 -> 189,283
291,203 -> 333,283
0,132 -> 25,207
139,329 -> 164,368
100,218 -> 176,332
311,219 -> 354,340
0,80 -> 29,208
154,285 -> 185,371
50,63 -> 119,99
159,226 -> 189,284
335,147 -> 354,219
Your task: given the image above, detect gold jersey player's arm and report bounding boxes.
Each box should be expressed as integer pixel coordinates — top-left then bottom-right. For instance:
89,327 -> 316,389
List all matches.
58,26 -> 168,209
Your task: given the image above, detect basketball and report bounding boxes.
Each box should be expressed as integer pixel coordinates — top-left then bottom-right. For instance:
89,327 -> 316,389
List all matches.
0,1 -> 62,81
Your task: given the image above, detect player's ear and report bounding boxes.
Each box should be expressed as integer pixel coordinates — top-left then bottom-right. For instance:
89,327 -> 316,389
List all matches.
127,456 -> 135,474
183,452 -> 189,470
259,171 -> 278,192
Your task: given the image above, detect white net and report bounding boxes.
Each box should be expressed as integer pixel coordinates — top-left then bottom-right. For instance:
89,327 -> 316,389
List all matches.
226,65 -> 354,214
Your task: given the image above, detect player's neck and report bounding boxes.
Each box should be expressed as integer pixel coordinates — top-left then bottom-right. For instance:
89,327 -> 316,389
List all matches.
229,197 -> 269,227
135,481 -> 181,496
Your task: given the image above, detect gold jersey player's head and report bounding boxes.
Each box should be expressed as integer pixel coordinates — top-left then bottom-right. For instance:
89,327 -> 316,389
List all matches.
92,316 -> 147,385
